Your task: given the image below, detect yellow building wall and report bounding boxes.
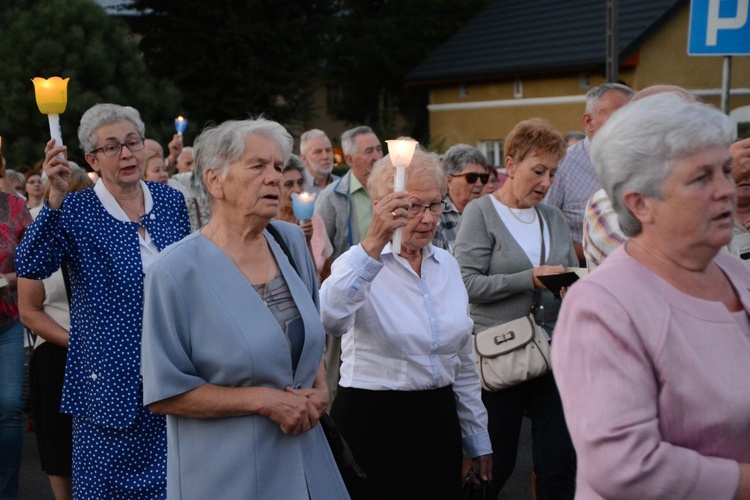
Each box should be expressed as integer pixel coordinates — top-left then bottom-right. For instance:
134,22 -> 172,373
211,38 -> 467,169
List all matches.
632,3 -> 750,110
426,2 -> 750,152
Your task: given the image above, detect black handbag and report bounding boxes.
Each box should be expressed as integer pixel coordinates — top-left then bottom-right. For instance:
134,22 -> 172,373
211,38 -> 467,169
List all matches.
319,413 -> 368,487
461,474 -> 497,500
266,222 -> 367,488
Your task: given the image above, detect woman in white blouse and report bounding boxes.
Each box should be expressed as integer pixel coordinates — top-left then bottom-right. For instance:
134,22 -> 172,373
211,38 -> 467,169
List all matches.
320,148 -> 492,499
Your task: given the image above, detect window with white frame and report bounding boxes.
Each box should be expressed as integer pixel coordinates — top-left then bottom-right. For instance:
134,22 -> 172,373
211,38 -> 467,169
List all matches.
514,79 -> 523,98
477,140 -> 503,166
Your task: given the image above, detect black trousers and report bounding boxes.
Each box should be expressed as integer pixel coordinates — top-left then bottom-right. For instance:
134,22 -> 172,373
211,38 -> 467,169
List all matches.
30,342 -> 72,476
481,372 -> 576,499
331,385 -> 463,500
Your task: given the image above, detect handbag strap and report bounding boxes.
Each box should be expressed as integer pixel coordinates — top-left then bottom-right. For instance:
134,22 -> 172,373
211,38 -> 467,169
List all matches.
266,222 -> 300,275
536,206 -> 545,266
531,207 -> 545,318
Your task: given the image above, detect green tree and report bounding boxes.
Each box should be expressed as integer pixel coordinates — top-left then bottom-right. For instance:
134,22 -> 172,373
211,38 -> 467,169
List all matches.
132,0 -> 334,140
327,0 -> 491,144
0,0 -> 181,167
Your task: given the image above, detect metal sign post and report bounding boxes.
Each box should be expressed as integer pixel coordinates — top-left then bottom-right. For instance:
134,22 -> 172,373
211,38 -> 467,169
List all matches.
688,0 -> 750,114
722,55 -> 732,114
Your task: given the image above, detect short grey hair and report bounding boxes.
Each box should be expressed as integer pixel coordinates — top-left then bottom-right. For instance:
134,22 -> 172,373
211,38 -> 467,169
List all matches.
341,126 -> 376,157
194,118 -> 292,200
78,103 -> 145,153
592,93 -> 735,237
284,154 -> 306,175
177,146 -> 194,162
299,129 -> 329,156
5,169 -> 24,186
442,144 -> 489,175
368,147 -> 447,201
585,83 -> 634,115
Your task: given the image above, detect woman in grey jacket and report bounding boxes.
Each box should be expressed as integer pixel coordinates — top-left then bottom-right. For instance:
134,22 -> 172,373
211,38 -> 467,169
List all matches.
454,118 -> 577,499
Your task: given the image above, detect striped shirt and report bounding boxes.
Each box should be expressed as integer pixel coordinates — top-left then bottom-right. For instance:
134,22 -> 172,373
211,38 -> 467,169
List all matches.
544,137 -> 600,243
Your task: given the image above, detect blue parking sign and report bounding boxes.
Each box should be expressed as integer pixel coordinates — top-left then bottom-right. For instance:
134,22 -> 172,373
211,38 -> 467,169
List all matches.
689,0 -> 750,54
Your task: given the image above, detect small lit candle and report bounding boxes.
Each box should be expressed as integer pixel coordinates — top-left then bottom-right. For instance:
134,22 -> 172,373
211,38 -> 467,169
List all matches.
292,191 -> 316,221
175,116 -> 188,140
32,76 -> 69,147
385,139 -> 418,254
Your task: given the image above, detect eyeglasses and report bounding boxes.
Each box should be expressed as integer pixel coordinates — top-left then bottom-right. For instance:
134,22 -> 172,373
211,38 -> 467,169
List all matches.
90,137 -> 145,158
406,201 -> 448,218
450,172 -> 490,184
26,179 -> 42,185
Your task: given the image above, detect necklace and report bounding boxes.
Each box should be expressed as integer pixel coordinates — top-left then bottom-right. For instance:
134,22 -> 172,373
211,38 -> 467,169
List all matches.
253,282 -> 269,303
252,240 -> 272,304
498,192 -> 536,224
118,198 -> 145,223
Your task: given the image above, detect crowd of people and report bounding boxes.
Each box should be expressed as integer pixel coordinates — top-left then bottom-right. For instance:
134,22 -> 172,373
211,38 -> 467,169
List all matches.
0,83 -> 748,500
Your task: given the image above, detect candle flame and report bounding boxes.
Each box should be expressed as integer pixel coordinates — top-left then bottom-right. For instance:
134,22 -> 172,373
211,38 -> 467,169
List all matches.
385,139 -> 418,169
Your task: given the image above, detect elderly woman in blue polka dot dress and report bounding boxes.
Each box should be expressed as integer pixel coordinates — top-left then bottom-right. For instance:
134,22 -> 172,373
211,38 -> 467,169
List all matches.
15,103 -> 190,498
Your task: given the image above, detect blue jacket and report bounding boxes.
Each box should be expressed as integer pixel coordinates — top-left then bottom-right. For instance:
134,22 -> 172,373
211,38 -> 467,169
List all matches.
16,182 -> 190,428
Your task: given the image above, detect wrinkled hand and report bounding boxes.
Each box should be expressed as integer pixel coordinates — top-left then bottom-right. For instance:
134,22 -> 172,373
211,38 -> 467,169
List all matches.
263,388 -> 321,435
43,139 -> 71,210
361,191 -> 411,259
299,219 -> 313,244
532,264 -> 565,289
167,134 -> 183,164
288,385 -> 329,415
468,454 -> 493,485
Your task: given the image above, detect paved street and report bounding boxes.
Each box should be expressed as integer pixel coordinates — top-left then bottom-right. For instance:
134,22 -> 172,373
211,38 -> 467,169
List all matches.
19,415 -> 533,499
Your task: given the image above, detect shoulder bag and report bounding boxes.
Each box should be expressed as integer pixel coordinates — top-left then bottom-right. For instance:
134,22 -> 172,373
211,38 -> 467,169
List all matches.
472,208 -> 552,391
265,222 -> 367,488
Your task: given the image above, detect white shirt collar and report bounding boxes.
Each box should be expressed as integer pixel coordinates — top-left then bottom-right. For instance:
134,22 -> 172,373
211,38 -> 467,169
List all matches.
94,179 -> 153,222
381,241 -> 442,264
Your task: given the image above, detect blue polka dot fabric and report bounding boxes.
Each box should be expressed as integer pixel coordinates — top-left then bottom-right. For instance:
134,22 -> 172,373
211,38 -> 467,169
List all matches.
72,397 -> 167,499
16,181 -> 189,497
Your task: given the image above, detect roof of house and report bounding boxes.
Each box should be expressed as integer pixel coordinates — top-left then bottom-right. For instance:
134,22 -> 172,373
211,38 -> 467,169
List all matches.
406,0 -> 685,85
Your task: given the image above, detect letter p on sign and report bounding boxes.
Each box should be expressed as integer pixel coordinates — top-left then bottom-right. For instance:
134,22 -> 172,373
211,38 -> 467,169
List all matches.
689,0 -> 750,54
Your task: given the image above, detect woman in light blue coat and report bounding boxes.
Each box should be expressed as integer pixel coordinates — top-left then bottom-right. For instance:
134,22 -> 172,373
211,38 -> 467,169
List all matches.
141,118 -> 348,499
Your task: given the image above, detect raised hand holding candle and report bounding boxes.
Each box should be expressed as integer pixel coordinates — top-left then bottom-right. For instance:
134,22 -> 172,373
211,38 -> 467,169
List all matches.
32,77 -> 69,147
175,116 -> 188,141
292,192 -> 316,221
385,139 -> 418,254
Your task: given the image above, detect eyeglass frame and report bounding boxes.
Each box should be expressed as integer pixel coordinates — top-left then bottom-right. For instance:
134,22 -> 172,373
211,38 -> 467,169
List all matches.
90,136 -> 146,158
449,171 -> 490,184
406,200 -> 448,218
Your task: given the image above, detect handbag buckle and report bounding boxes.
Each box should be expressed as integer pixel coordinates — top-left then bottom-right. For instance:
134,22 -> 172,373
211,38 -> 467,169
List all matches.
494,331 -> 515,344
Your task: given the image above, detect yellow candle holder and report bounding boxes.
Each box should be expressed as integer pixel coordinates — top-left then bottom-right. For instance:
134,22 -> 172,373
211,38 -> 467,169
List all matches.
32,76 -> 69,146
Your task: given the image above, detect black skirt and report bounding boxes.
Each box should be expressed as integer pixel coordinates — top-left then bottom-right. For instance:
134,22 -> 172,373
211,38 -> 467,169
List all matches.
330,385 -> 463,500
30,342 -> 72,476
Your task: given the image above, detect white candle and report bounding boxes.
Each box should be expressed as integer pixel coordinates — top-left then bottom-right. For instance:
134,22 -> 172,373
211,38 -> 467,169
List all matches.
385,139 -> 418,254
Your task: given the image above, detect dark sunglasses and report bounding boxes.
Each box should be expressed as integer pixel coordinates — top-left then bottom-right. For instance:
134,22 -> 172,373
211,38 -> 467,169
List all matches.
451,172 -> 490,184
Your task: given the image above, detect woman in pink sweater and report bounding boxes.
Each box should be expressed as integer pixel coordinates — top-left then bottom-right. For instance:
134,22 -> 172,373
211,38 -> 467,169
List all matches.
553,93 -> 750,499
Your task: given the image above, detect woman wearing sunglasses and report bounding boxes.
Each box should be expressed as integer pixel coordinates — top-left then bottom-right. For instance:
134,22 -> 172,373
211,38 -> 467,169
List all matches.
433,144 -> 490,254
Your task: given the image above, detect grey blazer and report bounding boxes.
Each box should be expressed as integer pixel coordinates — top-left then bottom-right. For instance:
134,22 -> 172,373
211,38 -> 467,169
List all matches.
454,195 -> 578,336
314,171 -> 363,261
